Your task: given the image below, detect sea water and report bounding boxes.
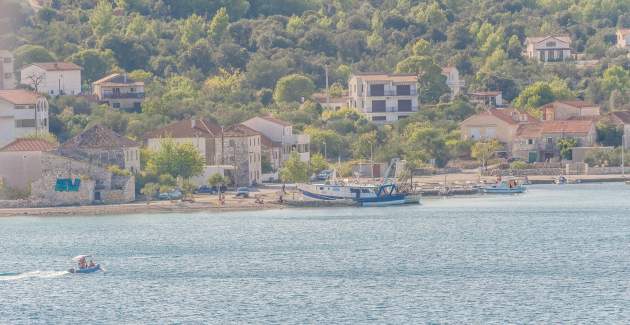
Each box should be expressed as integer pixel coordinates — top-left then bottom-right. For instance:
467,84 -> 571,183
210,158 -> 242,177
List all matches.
1,183 -> 630,324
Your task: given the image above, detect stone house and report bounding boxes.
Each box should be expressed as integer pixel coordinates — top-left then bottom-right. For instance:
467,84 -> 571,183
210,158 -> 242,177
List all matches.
512,120 -> 597,162
617,29 -> 630,49
92,73 -> 145,112
0,89 -> 49,148
145,119 -> 262,186
460,109 -> 538,153
608,111 -> 630,148
58,124 -> 141,173
0,139 -> 134,206
524,36 -> 573,62
347,73 -> 419,123
20,62 -> 82,96
441,66 -> 465,99
0,50 -> 16,90
540,100 -> 600,121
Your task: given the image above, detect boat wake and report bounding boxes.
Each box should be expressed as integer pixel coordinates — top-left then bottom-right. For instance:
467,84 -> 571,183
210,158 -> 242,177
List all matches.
0,270 -> 69,281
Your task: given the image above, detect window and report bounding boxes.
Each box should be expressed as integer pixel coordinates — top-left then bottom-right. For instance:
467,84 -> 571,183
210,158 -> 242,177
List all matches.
546,41 -> 556,47
3,57 -> 11,63
547,137 -> 553,144
558,50 -> 564,60
369,84 -> 385,96
15,119 -> 36,128
528,139 -> 534,145
396,85 -> 411,96
4,73 -> 11,79
372,116 -> 386,121
397,100 -> 412,112
130,88 -> 135,92
548,50 -> 555,61
112,102 -> 121,108
371,100 -> 386,112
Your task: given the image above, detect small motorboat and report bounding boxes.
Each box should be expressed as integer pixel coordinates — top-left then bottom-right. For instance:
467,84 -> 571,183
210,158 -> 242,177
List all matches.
68,255 -> 101,274
483,177 -> 526,194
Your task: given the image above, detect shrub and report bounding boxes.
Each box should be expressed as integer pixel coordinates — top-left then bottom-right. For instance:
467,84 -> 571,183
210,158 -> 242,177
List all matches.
510,160 -> 529,170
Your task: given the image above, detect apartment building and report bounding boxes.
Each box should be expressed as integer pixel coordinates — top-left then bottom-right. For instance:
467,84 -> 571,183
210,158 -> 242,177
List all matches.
0,50 -> 16,90
348,73 -> 419,123
0,90 -> 49,148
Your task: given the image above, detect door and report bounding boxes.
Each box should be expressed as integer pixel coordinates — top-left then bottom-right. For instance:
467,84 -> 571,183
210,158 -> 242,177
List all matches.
372,165 -> 381,178
528,151 -> 538,163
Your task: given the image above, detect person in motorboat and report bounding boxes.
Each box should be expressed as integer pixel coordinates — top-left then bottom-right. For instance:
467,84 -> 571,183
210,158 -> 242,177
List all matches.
88,260 -> 95,268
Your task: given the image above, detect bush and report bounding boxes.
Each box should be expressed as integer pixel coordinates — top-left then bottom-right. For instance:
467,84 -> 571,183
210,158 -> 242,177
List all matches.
510,160 -> 529,170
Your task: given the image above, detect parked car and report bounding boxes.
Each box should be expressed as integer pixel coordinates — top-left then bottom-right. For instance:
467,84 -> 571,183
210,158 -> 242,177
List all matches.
195,185 -> 218,195
316,170 -> 333,181
158,189 -> 183,200
235,187 -> 250,198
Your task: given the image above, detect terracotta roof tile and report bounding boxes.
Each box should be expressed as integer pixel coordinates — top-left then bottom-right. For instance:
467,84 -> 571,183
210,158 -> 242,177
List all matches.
92,73 -> 144,86
145,119 -> 222,139
61,124 -> 139,149
470,91 -> 501,97
619,29 -> 630,37
258,116 -> 292,127
0,89 -> 41,105
0,138 -> 57,152
224,124 -> 260,137
540,120 -> 594,134
31,62 -> 82,71
610,111 -> 630,124
352,73 -> 418,82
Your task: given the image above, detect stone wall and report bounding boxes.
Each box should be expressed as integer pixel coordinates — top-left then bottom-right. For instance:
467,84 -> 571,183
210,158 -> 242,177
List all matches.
101,175 -> 135,204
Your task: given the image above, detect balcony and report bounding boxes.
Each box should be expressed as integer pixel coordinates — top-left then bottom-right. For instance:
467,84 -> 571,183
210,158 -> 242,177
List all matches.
101,92 -> 145,99
367,90 -> 417,97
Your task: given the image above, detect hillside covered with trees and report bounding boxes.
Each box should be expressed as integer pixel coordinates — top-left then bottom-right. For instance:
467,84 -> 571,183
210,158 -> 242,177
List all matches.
1,0 -> 629,168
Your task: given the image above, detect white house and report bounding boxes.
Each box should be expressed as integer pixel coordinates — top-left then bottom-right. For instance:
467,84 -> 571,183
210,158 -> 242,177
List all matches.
441,66 -> 465,99
92,73 -> 145,112
0,50 -> 16,90
347,73 -> 419,123
469,91 -> 504,108
20,62 -> 82,96
617,29 -> 630,49
524,36 -> 573,62
0,89 -> 49,148
242,116 -> 310,168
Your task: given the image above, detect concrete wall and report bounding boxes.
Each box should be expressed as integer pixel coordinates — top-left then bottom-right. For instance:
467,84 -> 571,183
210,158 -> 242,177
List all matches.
0,51 -> 16,90
0,151 -> 44,190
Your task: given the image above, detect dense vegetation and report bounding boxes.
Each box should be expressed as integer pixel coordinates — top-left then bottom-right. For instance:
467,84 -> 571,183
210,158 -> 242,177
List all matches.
1,0 -> 630,169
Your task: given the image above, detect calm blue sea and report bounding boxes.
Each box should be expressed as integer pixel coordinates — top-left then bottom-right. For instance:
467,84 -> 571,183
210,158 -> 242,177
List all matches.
1,183 -> 630,324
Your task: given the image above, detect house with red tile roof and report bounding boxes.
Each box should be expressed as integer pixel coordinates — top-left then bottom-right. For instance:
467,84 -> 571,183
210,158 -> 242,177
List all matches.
146,119 -> 262,186
0,138 -> 57,191
512,120 -> 596,162
92,73 -> 145,112
20,62 -> 82,96
0,89 -> 49,148
460,109 -> 538,153
540,100 -> 600,121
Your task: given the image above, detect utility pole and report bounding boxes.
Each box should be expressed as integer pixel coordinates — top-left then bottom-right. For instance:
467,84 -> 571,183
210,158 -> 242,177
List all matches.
221,126 -> 225,165
623,134 -> 626,178
325,65 -> 330,108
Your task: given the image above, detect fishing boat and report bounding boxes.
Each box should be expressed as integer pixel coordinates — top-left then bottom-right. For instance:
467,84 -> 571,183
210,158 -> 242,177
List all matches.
298,159 -> 420,207
68,255 -> 101,274
483,177 -> 526,194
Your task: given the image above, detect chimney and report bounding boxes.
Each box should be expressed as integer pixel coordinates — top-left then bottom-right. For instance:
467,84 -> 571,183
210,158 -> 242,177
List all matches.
191,119 -> 196,129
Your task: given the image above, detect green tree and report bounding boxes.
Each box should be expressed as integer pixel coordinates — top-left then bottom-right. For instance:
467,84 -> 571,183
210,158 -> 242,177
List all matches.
273,74 -> 316,103
513,81 -> 556,111
395,56 -> 449,104
90,0 -> 116,37
557,138 -> 578,160
309,153 -> 329,174
471,140 -> 501,169
208,173 -> 226,186
13,45 -> 56,70
209,7 -> 229,44
141,182 -> 160,204
146,139 -> 205,180
280,152 -> 309,183
68,49 -> 116,83
180,14 -> 206,46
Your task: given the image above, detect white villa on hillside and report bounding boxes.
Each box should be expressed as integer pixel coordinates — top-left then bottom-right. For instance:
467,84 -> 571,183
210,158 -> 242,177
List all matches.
92,73 -> 145,112
525,36 -> 573,62
0,90 -> 49,148
20,62 -> 82,96
348,73 -> 419,123
441,66 -> 465,99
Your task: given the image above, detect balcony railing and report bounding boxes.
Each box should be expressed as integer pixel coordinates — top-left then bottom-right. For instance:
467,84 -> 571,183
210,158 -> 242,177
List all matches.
367,90 -> 417,97
102,92 -> 145,99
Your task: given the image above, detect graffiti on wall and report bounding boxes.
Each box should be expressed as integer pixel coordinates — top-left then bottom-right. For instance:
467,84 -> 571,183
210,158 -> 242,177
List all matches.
55,178 -> 81,192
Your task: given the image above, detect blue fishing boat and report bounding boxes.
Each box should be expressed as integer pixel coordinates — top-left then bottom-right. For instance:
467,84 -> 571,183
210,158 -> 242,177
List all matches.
298,159 -> 420,207
68,255 -> 102,274
483,177 -> 526,194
